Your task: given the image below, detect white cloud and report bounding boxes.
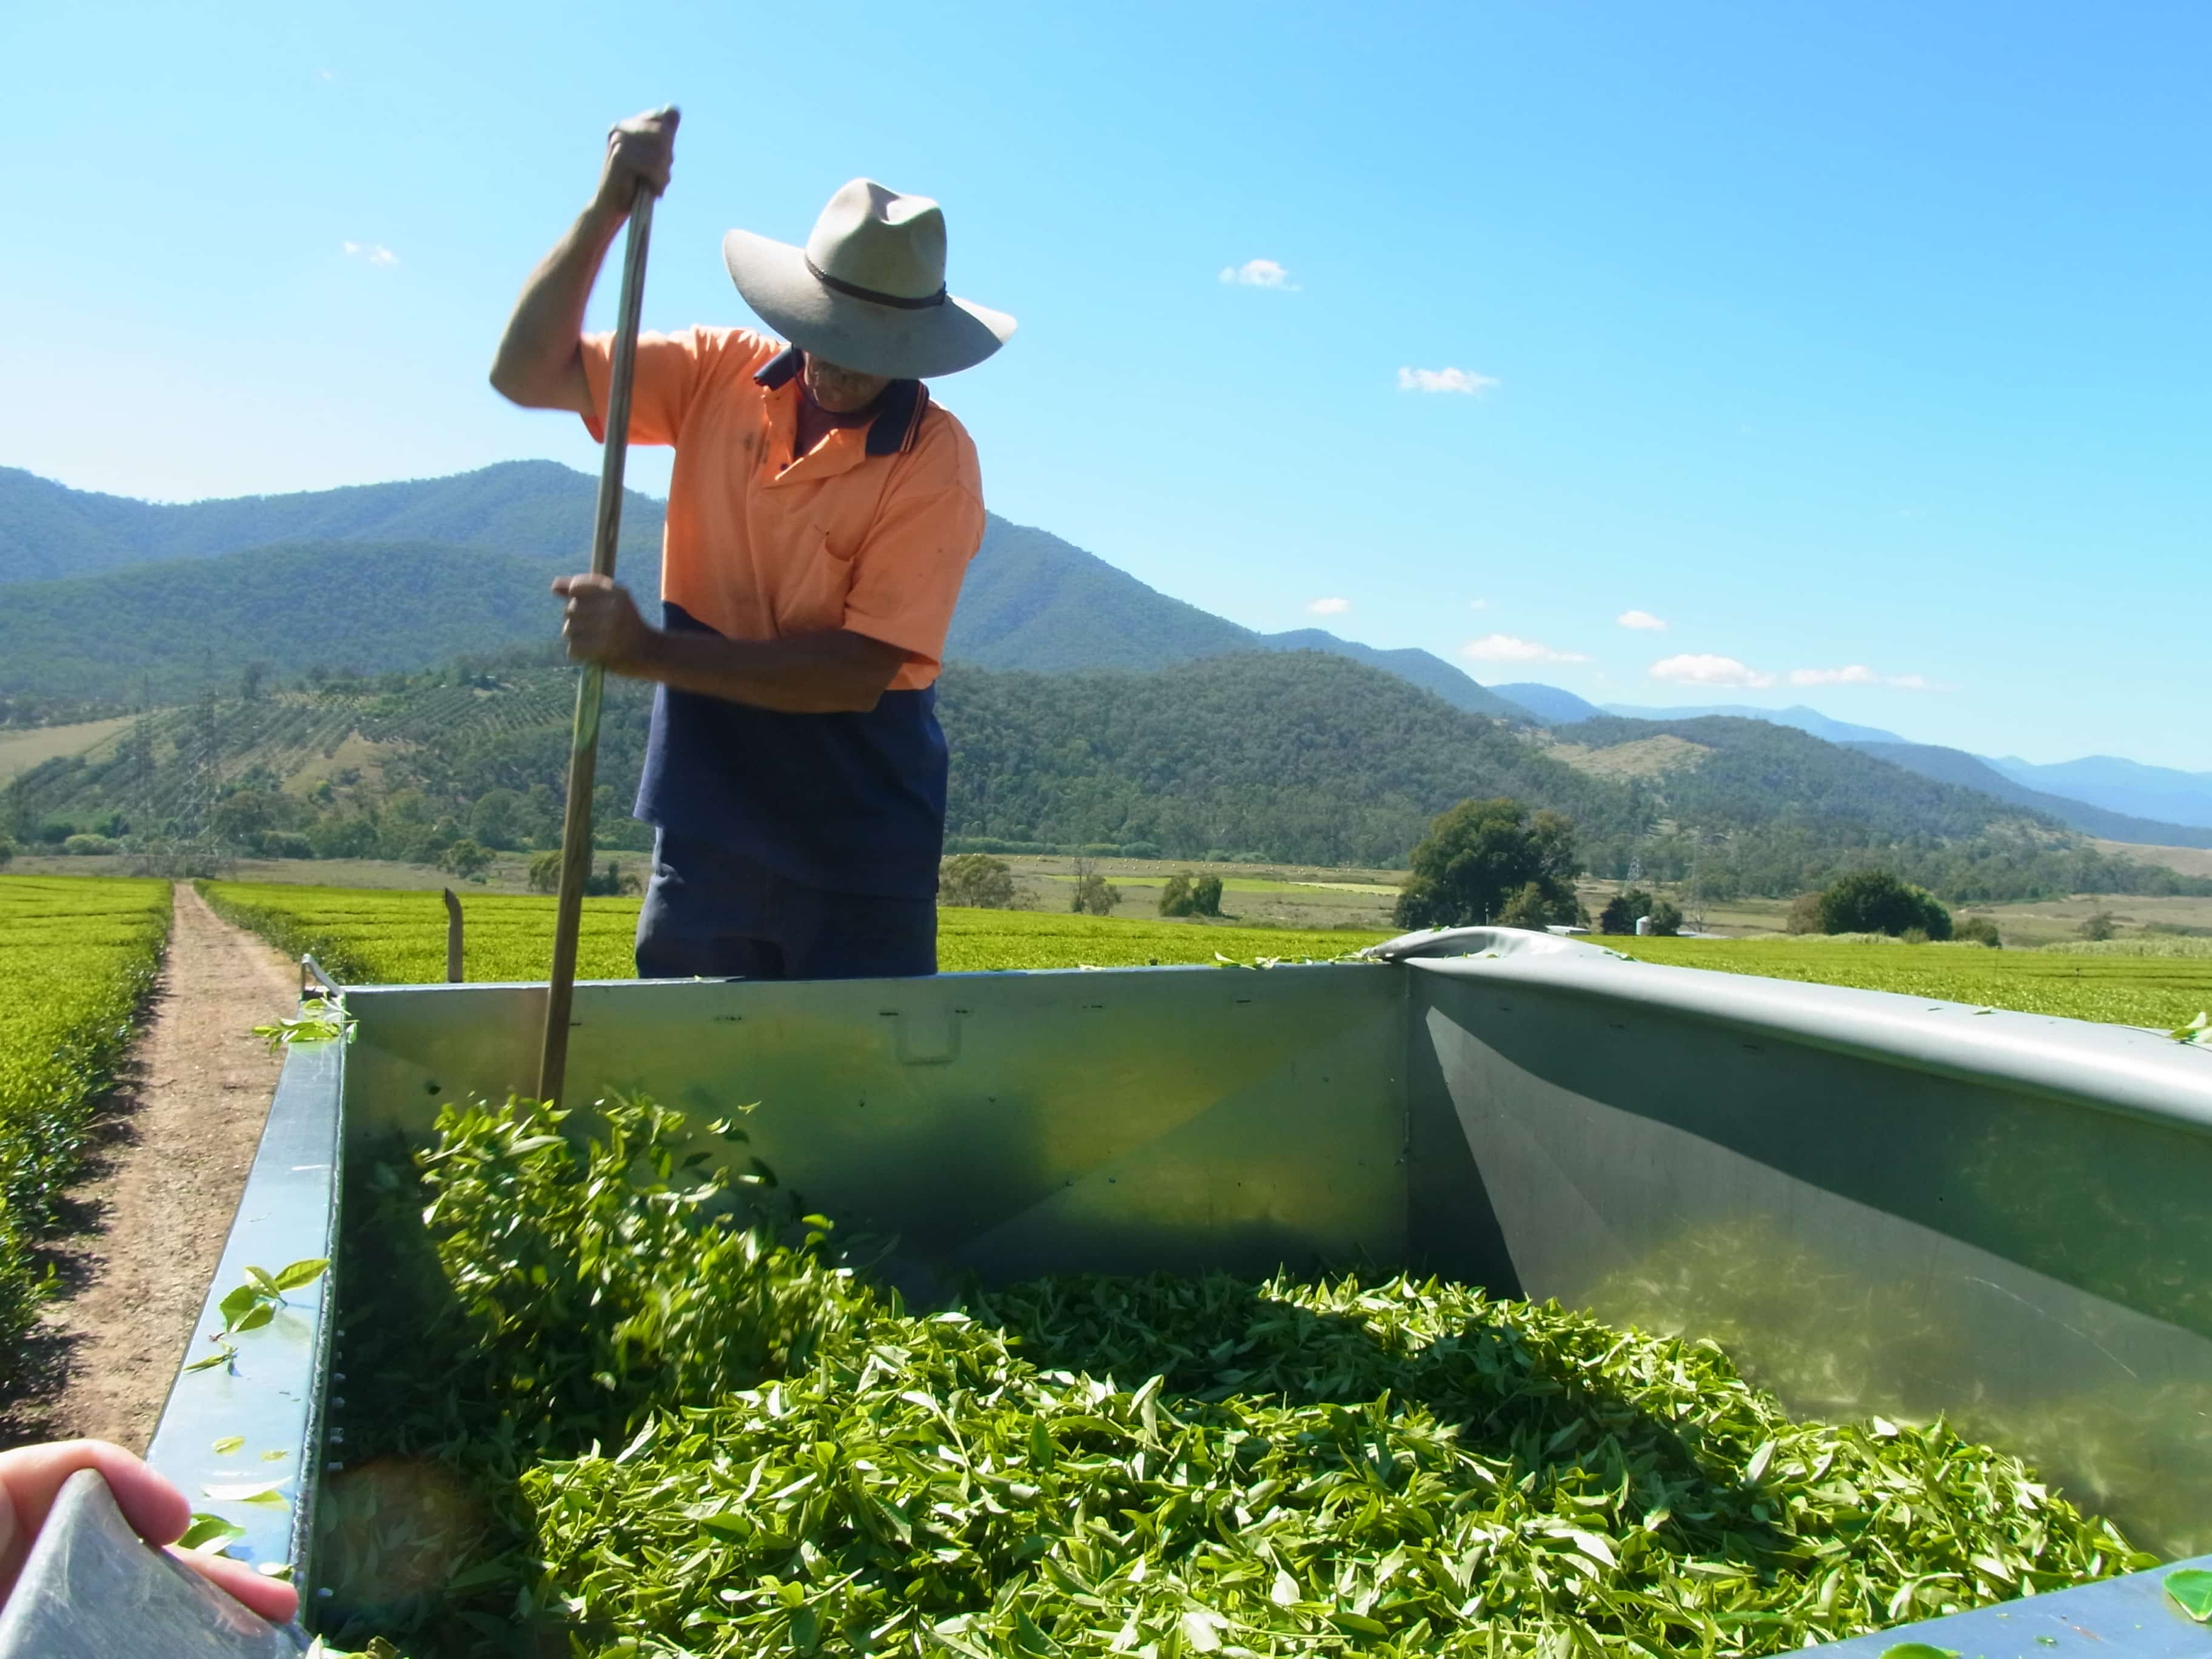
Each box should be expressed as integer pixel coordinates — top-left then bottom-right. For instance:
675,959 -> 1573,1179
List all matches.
1467,597 -> 1490,611
1398,366 -> 1501,396
1650,653 -> 1777,689
1305,596 -> 1351,615
1462,633 -> 1589,664
1617,609 -> 1667,631
1219,258 -> 1297,290
1788,665 -> 1943,691
342,240 -> 399,267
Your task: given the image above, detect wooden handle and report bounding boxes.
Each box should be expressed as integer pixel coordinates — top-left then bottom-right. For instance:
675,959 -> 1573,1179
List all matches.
537,182 -> 655,1106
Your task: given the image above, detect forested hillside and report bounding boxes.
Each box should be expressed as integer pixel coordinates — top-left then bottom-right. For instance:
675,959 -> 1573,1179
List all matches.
0,542 -> 568,700
0,460 -> 665,583
10,649 -> 2206,901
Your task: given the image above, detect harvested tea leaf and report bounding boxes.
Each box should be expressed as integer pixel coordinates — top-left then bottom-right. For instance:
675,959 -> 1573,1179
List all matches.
318,1093 -> 2152,1659
2168,1567 -> 2212,1621
210,1435 -> 244,1455
178,1513 -> 244,1552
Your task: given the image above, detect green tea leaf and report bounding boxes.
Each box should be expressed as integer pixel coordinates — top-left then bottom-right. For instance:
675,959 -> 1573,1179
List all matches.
210,1435 -> 244,1455
178,1513 -> 244,1553
2167,1567 -> 2212,1621
270,1258 -> 330,1292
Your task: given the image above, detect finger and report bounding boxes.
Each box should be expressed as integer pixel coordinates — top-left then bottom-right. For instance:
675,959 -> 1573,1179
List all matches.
0,1441 -> 192,1581
168,1547 -> 301,1623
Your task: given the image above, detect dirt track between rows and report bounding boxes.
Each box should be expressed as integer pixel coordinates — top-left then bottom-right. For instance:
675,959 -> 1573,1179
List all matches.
8,883 -> 298,1450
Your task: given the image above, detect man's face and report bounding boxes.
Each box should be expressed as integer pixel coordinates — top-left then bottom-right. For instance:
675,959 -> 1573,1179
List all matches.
802,355 -> 893,414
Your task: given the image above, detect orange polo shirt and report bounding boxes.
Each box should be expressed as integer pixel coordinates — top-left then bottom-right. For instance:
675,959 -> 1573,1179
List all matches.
578,326 -> 984,691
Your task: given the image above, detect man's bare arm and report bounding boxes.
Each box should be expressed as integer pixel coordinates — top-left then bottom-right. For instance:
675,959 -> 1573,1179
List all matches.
552,574 -> 907,714
489,109 -> 677,414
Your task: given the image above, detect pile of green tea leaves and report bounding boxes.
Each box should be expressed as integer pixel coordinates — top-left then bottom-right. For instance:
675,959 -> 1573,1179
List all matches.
319,1095 -> 2150,1658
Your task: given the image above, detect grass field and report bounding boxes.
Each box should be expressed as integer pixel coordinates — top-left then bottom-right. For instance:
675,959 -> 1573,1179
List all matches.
197,882 -> 1395,985
1604,933 -> 2212,1029
0,876 -> 172,1367
0,716 -> 136,783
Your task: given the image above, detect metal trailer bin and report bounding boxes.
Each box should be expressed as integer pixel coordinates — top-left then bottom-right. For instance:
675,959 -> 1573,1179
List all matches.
133,931 -> 2212,1655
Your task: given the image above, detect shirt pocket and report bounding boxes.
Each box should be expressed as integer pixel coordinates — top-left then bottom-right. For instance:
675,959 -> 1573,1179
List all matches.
768,523 -> 857,637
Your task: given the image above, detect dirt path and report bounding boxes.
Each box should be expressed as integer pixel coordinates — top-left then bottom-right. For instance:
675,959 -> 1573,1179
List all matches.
12,884 -> 299,1451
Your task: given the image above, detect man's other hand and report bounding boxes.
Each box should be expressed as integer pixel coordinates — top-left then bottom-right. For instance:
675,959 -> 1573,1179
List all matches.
595,107 -> 679,216
554,574 -> 655,671
0,1439 -> 300,1624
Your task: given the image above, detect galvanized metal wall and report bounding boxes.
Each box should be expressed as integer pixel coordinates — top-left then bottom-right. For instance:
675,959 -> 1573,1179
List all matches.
341,963 -> 1410,1284
1406,951 -> 2212,1561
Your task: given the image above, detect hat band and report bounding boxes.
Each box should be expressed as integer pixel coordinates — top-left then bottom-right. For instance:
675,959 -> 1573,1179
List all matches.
805,255 -> 947,311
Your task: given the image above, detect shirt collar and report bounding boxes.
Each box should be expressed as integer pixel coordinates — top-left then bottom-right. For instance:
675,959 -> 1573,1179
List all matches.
754,344 -> 929,457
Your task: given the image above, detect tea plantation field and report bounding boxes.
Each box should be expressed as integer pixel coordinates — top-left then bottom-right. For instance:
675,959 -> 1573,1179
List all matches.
195,881 -> 2212,1029
0,876 -> 172,1364
1606,935 -> 2212,1030
196,882 -> 1393,984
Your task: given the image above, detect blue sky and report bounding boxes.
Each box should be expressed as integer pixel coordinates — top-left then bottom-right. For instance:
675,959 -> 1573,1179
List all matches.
4,1 -> 2206,766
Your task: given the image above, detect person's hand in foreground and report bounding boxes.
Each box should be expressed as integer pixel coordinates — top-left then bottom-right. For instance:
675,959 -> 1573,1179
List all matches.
0,1439 -> 299,1624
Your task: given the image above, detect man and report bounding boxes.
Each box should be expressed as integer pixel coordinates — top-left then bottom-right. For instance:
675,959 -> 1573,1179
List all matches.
491,109 -> 1014,980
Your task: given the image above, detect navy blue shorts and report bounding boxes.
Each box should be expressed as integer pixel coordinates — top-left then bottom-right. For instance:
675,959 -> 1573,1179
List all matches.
634,830 -> 937,981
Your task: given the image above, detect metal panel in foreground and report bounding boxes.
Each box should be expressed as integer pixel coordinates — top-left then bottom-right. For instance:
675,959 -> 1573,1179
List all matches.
1406,949 -> 2212,1562
340,962 -> 1409,1283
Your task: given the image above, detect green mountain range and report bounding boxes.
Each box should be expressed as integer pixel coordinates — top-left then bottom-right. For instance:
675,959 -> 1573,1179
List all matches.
2,460 -> 2204,879
0,464 -> 1518,719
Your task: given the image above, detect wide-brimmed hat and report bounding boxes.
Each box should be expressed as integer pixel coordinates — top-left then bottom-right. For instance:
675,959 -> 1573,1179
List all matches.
722,179 -> 1014,380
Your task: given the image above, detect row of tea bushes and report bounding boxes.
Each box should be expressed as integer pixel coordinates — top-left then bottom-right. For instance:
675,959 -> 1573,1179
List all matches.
0,876 -> 172,1369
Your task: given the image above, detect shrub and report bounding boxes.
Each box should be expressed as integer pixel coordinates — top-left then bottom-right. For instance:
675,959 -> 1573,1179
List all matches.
440,839 -> 494,882
261,831 -> 315,860
1784,892 -> 1824,934
0,837 -> 15,869
1901,926 -> 1931,945
1815,871 -> 1952,940
528,850 -> 563,894
1191,874 -> 1223,917
940,853 -> 1017,910
61,833 -> 118,856
584,859 -> 640,897
1159,874 -> 1194,917
1955,914 -> 2003,948
1498,882 -> 1557,930
2079,911 -> 2116,942
1598,888 -> 1652,936
1644,897 -> 1684,936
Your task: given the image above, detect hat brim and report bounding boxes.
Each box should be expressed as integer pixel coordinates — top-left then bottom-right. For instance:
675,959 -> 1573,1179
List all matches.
722,229 -> 1014,380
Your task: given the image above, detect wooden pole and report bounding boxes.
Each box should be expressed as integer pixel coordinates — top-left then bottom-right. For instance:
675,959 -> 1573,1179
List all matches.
537,184 -> 655,1105
442,887 -> 463,984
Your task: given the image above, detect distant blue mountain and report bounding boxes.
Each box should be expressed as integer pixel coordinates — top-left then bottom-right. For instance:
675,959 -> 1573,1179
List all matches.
1984,754 -> 2212,831
1490,683 -> 1607,725
1845,742 -> 2212,850
1601,702 -> 1906,746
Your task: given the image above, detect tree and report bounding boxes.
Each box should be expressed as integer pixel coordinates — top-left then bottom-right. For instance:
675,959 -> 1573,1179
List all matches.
1158,872 -> 1222,917
527,850 -> 562,893
1069,858 -> 1121,916
1783,892 -> 1824,934
0,836 -> 13,870
941,853 -> 1018,909
1393,799 -> 1581,930
1598,888 -> 1653,936
440,839 -> 494,882
1644,897 -> 1684,936
240,661 -> 268,702
1815,871 -> 1952,940
2078,911 -> 2116,942
469,788 -> 524,851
